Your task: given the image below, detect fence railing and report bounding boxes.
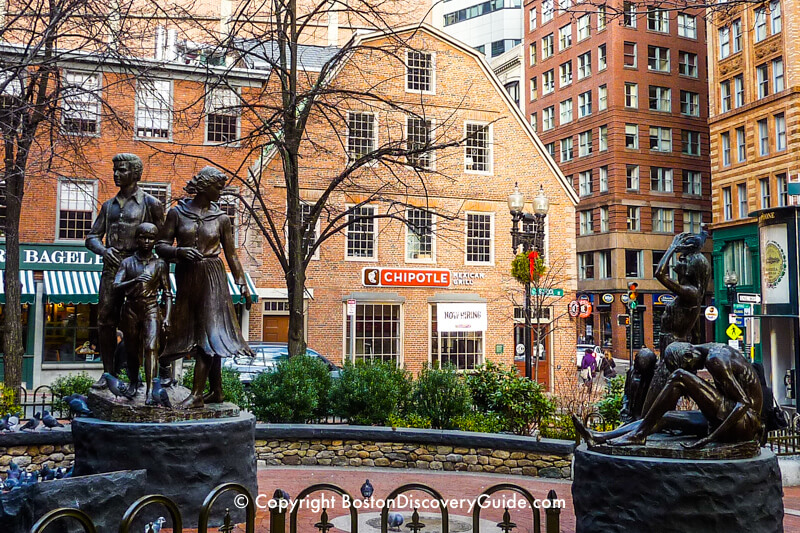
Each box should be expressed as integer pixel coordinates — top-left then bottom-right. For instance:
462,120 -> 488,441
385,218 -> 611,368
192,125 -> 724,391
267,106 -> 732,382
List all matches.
30,481 -> 564,533
16,385 -> 63,420
767,412 -> 800,456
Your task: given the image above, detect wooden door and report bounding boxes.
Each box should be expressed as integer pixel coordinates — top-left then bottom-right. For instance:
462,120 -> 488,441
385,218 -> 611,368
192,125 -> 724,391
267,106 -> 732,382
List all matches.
262,315 -> 290,342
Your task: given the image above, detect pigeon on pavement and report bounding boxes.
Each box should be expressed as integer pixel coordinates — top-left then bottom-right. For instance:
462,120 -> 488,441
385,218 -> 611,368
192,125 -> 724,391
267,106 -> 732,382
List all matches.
360,479 -> 374,500
42,411 -> 64,429
64,394 -> 93,417
7,415 -> 20,432
387,512 -> 404,531
104,373 -> 135,400
20,412 -> 41,432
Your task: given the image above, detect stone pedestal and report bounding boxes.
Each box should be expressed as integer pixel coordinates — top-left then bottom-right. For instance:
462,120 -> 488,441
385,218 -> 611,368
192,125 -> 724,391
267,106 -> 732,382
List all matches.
572,444 -> 783,533
72,413 -> 257,527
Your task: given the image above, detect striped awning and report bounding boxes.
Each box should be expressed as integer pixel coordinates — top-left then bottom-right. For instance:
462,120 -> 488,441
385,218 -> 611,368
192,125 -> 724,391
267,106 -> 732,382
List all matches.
44,270 -> 102,304
0,270 -> 36,304
168,272 -> 259,304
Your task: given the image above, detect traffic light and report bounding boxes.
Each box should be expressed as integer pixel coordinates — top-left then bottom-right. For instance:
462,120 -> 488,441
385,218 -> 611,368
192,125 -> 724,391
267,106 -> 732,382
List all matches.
617,314 -> 630,326
627,282 -> 638,306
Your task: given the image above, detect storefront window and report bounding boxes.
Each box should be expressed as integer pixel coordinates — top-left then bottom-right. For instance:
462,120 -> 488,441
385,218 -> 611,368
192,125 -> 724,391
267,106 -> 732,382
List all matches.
0,305 -> 30,354
344,303 -> 401,363
600,311 -> 612,349
44,303 -> 99,363
431,304 -> 483,370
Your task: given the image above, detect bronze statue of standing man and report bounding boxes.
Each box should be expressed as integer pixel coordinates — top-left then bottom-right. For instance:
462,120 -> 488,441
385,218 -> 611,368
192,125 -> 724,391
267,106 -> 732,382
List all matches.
86,154 -> 165,389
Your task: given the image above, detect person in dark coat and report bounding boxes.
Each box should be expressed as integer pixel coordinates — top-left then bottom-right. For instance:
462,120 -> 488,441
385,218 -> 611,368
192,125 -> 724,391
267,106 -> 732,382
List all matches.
580,349 -> 597,392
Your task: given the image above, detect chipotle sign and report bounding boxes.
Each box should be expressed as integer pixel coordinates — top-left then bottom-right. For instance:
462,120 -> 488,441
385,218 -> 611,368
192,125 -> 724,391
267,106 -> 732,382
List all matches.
362,267 -> 451,287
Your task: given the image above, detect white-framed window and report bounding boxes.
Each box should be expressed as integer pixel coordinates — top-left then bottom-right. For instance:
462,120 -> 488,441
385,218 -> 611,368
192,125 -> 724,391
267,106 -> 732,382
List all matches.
205,86 -> 240,144
647,8 -> 669,33
543,69 -> 555,94
778,173 -> 789,207
465,122 -> 492,173
405,207 -> 435,262
578,252 -> 594,280
760,177 -> 772,209
682,130 -> 701,156
625,83 -> 638,108
529,7 -> 537,31
723,187 -> 733,221
755,7 -> 767,42
757,64 -> 769,99
300,202 -> 321,260
598,85 -> 607,111
529,43 -> 537,67
345,303 -> 402,363
600,206 -> 609,232
649,126 -> 672,152
346,205 -> 377,260
721,132 -> 731,166
578,91 -> 592,117
599,125 -> 608,151
719,26 -> 731,59
626,207 -> 640,231
627,165 -> 640,190
465,212 -> 493,265
135,78 -> 171,139
773,58 -> 785,92
720,80 -> 732,113
723,241 -> 752,285
559,24 -> 572,51
649,85 -> 671,112
734,75 -> 745,107
597,4 -> 607,30
598,44 -> 607,70
139,182 -> 171,207
579,210 -> 594,235
651,167 -> 673,192
623,1 -> 636,27
560,136 -> 573,162
626,249 -> 643,277
625,124 -> 639,149
679,51 -> 698,77
542,34 -> 554,59
545,142 -> 555,158
775,113 -> 787,151
680,90 -> 699,116
737,183 -> 749,218
624,42 -> 637,68
683,170 -> 701,196
542,106 -> 555,131
529,77 -> 538,101
579,170 -> 593,196
560,99 -> 573,124
652,208 -> 674,233
677,13 -> 696,38
758,118 -> 769,156
736,126 -> 746,162
542,0 -> 554,23
218,187 -> 240,238
578,15 -> 591,40
57,179 -> 96,240
406,116 -> 434,170
684,211 -> 702,233
530,113 -> 537,131
770,0 -> 782,34
559,61 -> 573,87
347,111 -> 377,160
648,46 -> 670,72
430,304 -> 483,370
598,167 -> 609,194
598,249 -> 611,278
578,52 -> 592,79
406,50 -> 435,93
62,71 -> 101,135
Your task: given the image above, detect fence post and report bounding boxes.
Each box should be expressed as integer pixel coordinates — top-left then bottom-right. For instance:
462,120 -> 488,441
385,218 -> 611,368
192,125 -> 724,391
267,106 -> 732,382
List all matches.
545,489 -> 560,533
270,489 -> 289,533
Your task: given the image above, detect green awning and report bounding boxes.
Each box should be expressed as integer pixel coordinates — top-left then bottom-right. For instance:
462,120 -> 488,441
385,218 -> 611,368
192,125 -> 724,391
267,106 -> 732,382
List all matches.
0,270 -> 36,304
44,270 -> 101,304
168,272 -> 259,304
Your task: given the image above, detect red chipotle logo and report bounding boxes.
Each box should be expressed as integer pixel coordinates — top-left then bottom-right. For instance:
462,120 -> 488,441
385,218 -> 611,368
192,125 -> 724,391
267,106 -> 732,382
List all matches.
362,268 -> 451,287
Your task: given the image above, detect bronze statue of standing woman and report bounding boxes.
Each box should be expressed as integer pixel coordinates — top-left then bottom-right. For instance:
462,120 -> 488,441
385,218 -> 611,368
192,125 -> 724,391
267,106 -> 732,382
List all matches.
156,167 -> 253,409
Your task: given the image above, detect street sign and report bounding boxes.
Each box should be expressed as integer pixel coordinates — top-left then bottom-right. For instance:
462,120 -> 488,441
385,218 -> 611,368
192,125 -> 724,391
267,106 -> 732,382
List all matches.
738,293 -> 762,305
704,306 -> 719,322
729,314 -> 743,327
629,301 -> 638,311
568,300 -> 580,317
726,323 -> 743,340
531,288 -> 565,297
347,299 -> 356,316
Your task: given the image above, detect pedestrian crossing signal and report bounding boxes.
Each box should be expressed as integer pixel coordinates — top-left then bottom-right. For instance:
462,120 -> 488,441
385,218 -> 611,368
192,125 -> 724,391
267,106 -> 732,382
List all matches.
617,314 -> 630,326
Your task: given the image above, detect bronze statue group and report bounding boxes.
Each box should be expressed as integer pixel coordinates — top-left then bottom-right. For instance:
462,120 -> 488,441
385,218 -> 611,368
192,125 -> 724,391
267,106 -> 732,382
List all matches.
86,154 -> 253,409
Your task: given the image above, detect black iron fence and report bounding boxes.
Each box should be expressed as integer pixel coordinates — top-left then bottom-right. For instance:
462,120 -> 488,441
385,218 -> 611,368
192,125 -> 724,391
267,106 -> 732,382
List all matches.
16,386 -> 63,420
31,481 -> 564,533
767,412 -> 800,456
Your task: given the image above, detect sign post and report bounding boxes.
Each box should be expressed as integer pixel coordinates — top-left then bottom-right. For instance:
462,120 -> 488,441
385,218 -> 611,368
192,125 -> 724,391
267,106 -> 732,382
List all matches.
347,299 -> 356,362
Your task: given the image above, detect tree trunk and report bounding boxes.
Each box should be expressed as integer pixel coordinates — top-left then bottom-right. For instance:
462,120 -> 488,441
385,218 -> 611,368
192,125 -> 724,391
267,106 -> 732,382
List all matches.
3,169 -> 25,390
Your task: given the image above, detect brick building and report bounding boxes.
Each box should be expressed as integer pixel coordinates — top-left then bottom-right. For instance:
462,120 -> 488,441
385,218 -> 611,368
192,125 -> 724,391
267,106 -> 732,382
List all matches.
241,24 -> 580,393
522,0 -> 712,356
706,0 -> 798,401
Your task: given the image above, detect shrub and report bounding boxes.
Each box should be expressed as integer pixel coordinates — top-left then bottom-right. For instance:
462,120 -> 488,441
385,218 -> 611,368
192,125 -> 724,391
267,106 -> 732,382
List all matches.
330,361 -> 411,425
491,377 -> 555,435
465,361 -> 517,412
387,413 -> 432,429
181,364 -> 250,409
452,412 -> 504,433
51,372 -> 95,415
0,383 -> 21,417
540,414 -> 576,441
595,375 -> 626,427
249,355 -> 331,423
411,365 -> 472,429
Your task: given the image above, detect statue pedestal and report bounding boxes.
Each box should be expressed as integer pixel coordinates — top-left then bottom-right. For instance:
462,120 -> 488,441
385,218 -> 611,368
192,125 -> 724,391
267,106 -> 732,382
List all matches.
72,413 -> 257,527
572,444 -> 783,533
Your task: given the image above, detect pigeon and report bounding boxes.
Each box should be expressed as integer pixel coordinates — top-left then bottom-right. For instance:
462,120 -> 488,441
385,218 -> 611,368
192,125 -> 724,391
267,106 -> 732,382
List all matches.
20,412 -> 41,432
7,415 -> 20,432
150,379 -> 172,409
387,512 -> 404,531
360,479 -> 374,500
145,517 -> 166,533
42,411 -> 63,430
40,464 -> 55,481
63,464 -> 74,478
7,461 -> 20,480
64,395 -> 93,417
104,373 -> 135,400
3,477 -> 19,491
0,414 -> 10,432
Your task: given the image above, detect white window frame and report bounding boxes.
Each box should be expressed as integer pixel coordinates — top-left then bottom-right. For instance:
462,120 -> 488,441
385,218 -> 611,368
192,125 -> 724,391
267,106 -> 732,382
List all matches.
578,252 -> 594,280
758,118 -> 769,156
600,206 -> 609,232
626,207 -> 641,231
734,75 -> 745,107
405,207 -> 436,263
345,204 -> 378,261
627,165 -> 640,191
560,99 -> 573,125
579,170 -> 593,196
677,13 -> 696,38
720,80 -> 732,113
405,50 -> 436,94
648,46 -> 670,72
684,210 -> 703,233
56,179 -> 97,242
760,178 -> 772,209
542,106 -> 555,131
652,208 -> 674,234
205,85 -> 241,145
680,90 -> 699,117
464,121 -> 492,174
649,126 -> 672,153
558,24 -> 572,51
770,0 -> 781,34
736,126 -> 746,162
599,126 -> 608,151
625,83 -> 638,108
732,18 -> 743,53
773,58 -> 785,92
738,183 -> 749,218
755,7 -> 767,42
429,303 -> 484,371
560,136 -> 573,162
598,44 -> 607,70
679,51 -> 698,78
579,131 -> 593,157
625,124 -> 639,150
757,65 -> 769,99
578,14 -> 591,40
578,90 -> 592,117
647,8 -> 669,33
719,26 -> 731,59
542,0 -> 554,23
723,187 -> 733,221
684,170 -> 702,196
345,302 -> 404,365
650,167 -> 673,193
406,116 -> 435,170
139,182 -> 171,207
775,113 -> 786,151
542,69 -> 555,95
465,212 -> 494,266
598,85 -> 607,111
61,70 -> 101,137
579,210 -> 594,235
542,34 -> 554,59
134,78 -> 172,141
578,52 -> 591,80
559,61 -> 573,87
346,111 -> 379,162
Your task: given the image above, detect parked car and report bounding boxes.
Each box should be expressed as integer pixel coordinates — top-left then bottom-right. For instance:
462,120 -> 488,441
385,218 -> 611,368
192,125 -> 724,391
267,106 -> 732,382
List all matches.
223,342 -> 341,385
576,344 -> 603,368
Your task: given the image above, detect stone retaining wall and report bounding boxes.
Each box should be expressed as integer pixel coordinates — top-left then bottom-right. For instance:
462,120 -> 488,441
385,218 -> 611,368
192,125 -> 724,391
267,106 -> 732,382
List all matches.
0,443 -> 74,474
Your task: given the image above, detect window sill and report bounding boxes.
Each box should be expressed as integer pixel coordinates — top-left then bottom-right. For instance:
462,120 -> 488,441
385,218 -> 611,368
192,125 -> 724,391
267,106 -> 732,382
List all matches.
344,256 -> 378,262
42,362 -> 103,370
134,136 -> 172,143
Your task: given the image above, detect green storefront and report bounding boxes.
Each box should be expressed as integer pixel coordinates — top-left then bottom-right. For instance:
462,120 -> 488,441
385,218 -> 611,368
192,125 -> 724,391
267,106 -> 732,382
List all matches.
711,223 -> 762,363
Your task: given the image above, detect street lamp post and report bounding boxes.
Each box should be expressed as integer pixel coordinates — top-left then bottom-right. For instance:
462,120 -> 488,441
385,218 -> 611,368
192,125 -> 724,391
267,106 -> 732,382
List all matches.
508,183 -> 549,381
725,270 -> 739,328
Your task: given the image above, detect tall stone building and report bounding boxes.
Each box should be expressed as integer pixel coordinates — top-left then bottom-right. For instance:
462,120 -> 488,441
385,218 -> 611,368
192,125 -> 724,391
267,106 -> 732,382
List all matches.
523,0 -> 712,356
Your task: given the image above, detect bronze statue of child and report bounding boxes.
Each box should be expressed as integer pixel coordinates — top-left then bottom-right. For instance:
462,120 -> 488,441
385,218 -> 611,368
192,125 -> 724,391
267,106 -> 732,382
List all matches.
113,223 -> 173,406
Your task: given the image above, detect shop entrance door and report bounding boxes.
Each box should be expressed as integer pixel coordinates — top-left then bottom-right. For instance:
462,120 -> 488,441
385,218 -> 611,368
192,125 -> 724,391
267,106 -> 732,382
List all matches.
262,315 -> 289,342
